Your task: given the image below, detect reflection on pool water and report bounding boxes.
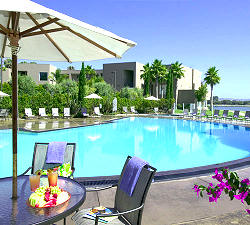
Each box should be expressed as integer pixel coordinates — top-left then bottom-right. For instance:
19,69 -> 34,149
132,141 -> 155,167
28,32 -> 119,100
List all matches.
0,118 -> 249,178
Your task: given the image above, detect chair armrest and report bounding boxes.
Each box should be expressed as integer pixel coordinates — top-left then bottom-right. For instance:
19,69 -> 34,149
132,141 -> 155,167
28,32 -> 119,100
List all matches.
21,167 -> 32,176
95,204 -> 144,225
86,184 -> 117,192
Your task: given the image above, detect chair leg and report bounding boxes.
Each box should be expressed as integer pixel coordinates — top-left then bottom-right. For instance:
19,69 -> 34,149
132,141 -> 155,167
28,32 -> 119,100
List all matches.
64,217 -> 66,225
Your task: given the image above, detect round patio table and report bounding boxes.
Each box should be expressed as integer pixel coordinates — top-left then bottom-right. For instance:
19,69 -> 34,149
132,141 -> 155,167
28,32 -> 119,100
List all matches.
0,175 -> 86,225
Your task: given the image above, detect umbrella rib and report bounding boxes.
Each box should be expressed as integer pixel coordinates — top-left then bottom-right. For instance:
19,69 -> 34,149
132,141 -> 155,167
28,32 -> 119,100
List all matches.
50,19 -> 120,58
27,14 -> 71,63
1,13 -> 11,57
20,17 -> 60,36
0,24 -> 9,35
22,27 -> 67,38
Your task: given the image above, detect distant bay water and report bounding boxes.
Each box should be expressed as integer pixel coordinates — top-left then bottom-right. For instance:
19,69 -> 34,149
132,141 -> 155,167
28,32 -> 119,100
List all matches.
214,105 -> 250,111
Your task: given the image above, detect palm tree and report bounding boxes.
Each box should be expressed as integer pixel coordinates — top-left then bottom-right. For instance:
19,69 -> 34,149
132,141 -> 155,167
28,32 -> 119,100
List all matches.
140,63 -> 152,96
195,83 -> 208,111
151,59 -> 167,98
204,66 -> 220,116
167,61 -> 184,105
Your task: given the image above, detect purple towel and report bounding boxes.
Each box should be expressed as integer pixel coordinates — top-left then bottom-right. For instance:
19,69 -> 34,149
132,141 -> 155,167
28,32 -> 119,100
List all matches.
120,156 -> 149,196
46,142 -> 67,164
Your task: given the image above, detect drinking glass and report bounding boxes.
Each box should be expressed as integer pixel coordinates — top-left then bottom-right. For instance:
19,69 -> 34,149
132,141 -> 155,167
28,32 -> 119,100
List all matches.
29,174 -> 40,191
48,171 -> 58,186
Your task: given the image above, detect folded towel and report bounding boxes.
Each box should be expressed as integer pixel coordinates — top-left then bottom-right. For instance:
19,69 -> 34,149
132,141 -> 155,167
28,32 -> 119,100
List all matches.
46,142 -> 67,164
120,156 -> 148,196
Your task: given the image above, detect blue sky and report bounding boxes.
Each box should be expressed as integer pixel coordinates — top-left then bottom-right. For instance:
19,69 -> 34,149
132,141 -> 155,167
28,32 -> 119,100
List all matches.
30,0 -> 250,99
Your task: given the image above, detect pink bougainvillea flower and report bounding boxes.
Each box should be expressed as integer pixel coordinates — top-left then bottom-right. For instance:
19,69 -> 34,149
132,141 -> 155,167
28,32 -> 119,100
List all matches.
234,192 -> 248,204
246,209 -> 250,214
241,178 -> 250,185
192,185 -> 201,197
212,168 -> 224,182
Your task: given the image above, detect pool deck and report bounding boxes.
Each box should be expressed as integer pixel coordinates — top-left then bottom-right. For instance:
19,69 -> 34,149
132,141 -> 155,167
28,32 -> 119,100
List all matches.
55,166 -> 250,225
1,115 -> 249,224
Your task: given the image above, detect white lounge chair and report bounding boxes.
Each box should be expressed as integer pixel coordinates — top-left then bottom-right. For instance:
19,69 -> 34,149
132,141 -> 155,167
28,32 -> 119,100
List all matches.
25,108 -> 34,118
154,107 -> 159,115
64,108 -> 70,118
52,108 -> 59,117
39,108 -> 47,117
123,106 -> 128,114
131,106 -> 138,114
94,107 -> 103,116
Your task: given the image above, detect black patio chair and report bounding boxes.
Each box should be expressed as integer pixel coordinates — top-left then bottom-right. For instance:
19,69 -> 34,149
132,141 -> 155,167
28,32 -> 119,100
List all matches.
22,142 -> 76,176
72,156 -> 157,225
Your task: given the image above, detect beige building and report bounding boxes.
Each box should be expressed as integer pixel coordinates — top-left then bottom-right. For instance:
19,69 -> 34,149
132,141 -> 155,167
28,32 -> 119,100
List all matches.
102,62 -> 144,90
2,63 -> 57,84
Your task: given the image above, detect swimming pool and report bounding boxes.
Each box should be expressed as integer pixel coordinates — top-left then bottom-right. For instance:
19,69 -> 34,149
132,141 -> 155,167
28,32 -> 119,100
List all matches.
0,117 -> 249,178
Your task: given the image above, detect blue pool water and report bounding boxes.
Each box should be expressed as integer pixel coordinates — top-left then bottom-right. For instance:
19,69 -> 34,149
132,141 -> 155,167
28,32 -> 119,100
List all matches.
0,118 -> 250,178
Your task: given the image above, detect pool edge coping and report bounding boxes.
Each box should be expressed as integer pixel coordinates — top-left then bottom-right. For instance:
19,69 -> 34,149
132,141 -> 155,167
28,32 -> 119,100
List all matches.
75,157 -> 250,186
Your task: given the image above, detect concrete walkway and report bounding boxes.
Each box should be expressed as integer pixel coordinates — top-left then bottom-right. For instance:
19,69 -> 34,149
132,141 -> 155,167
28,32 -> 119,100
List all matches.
56,166 -> 249,225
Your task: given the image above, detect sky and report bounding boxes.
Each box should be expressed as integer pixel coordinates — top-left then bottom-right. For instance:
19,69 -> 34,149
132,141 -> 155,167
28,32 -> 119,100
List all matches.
27,0 -> 250,99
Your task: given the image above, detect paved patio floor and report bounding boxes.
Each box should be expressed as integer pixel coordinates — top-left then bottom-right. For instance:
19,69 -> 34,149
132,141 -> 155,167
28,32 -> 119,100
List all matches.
56,166 -> 250,225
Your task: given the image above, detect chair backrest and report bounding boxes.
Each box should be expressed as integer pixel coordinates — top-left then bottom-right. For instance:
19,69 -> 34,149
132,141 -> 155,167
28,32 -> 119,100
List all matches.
214,109 -> 220,116
184,109 -> 189,115
233,110 -> 240,118
52,108 -> 59,116
25,108 -> 32,116
123,107 -> 128,113
94,107 -> 100,115
114,156 -> 156,225
154,107 -> 158,113
31,142 -> 76,174
245,111 -> 250,118
131,106 -> 135,113
64,108 -> 70,116
39,108 -> 46,116
81,107 -> 87,114
222,110 -> 229,116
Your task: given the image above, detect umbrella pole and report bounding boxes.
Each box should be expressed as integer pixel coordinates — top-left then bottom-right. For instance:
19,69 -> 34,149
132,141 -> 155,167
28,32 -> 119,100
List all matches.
0,56 -> 3,91
12,53 -> 18,199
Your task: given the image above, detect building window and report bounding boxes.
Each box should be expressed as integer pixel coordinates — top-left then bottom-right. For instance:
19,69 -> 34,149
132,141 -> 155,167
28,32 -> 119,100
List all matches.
18,71 -> 27,76
40,72 -> 48,81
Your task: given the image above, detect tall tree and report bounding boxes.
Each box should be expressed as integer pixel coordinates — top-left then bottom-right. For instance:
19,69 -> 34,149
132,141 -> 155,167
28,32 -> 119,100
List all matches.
195,83 -> 208,110
204,66 -> 220,116
51,69 -> 69,83
78,62 -> 86,105
168,61 -> 185,105
140,63 -> 152,96
151,59 -> 167,98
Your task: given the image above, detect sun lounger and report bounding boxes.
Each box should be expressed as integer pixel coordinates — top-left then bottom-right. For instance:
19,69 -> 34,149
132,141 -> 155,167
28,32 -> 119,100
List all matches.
0,109 -> 9,120
25,108 -> 34,118
81,107 -> 89,117
131,106 -> 138,114
154,107 -> 159,115
197,110 -> 207,120
39,108 -> 47,117
238,111 -> 250,123
219,110 -> 229,120
94,107 -> 103,116
64,108 -> 70,118
52,108 -> 59,118
123,106 -> 128,114
208,109 -> 220,120
182,109 -> 189,118
226,110 -> 239,121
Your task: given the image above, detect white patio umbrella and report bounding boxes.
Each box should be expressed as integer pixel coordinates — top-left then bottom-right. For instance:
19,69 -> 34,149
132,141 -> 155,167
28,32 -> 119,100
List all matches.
144,96 -> 159,101
0,90 -> 9,97
84,93 -> 102,99
0,0 -> 136,198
